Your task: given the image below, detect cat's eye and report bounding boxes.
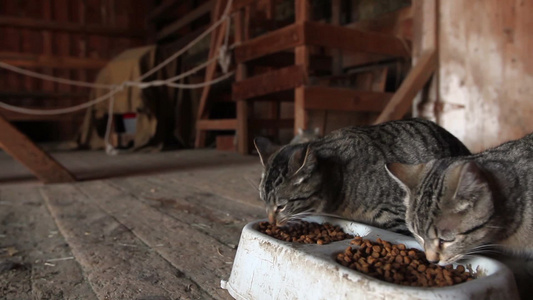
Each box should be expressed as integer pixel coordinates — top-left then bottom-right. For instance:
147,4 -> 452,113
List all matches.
276,205 -> 286,212
438,238 -> 455,248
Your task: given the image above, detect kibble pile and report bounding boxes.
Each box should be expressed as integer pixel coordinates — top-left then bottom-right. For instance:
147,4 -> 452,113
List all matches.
336,236 -> 475,287
257,221 -> 353,244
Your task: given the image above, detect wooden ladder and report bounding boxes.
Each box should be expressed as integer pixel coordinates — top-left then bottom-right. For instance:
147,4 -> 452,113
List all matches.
197,0 -> 438,154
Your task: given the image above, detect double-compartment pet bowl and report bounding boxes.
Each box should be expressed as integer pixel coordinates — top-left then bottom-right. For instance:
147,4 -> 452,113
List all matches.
221,216 -> 519,300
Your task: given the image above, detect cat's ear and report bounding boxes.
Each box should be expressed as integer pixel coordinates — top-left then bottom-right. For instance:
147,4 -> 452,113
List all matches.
288,145 -> 316,176
451,161 -> 492,213
254,137 -> 280,167
386,162 -> 426,192
313,127 -> 320,135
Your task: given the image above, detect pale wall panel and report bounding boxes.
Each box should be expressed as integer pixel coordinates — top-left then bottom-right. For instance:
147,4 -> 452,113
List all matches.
438,0 -> 533,152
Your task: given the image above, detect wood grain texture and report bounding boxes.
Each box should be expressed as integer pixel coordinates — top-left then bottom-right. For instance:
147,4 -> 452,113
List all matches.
0,52 -> 108,69
0,186 -> 97,300
0,115 -> 75,183
234,10 -> 249,154
232,65 -> 304,100
304,22 -> 410,57
40,183 -> 214,300
0,16 -> 145,38
233,66 -> 304,100
197,118 -> 237,130
304,86 -> 392,112
436,0 -> 533,152
233,23 -> 304,63
374,49 -> 437,124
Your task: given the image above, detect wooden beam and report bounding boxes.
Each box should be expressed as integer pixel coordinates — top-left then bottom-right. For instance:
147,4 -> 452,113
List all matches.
341,7 -> 412,69
303,86 -> 392,112
0,91 -> 88,99
345,6 -> 413,39
0,108 -> 81,122
250,118 -> 293,128
0,52 -> 108,69
0,16 -> 145,38
148,0 -> 185,21
304,22 -> 410,57
0,114 -> 76,183
294,0 -> 311,134
249,52 -> 332,73
232,65 -> 304,100
196,119 -> 237,130
234,10 -> 249,155
231,0 -> 257,12
234,23 -> 304,63
234,20 -> 410,64
374,49 -> 437,124
157,0 -> 215,41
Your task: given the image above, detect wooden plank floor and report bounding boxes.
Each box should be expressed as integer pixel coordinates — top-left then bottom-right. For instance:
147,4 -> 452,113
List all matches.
0,149 -> 265,300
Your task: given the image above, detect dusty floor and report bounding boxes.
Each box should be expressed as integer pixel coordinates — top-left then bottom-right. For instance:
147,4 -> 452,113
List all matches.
0,149 -> 265,300
1,149 -> 532,300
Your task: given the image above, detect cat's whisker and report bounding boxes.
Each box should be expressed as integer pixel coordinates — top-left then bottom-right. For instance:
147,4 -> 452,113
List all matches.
465,248 -> 502,256
484,225 -> 505,230
244,176 -> 260,192
470,244 -> 500,251
288,209 -> 317,222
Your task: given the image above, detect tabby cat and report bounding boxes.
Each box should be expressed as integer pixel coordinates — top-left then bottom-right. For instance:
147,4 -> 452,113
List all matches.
290,128 -> 321,144
387,133 -> 533,265
254,118 -> 471,234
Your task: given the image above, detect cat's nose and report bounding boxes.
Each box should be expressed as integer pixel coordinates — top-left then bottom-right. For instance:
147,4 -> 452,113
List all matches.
268,211 -> 275,224
424,249 -> 440,263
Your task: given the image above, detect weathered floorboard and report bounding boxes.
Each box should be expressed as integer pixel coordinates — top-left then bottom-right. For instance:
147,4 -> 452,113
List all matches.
40,184 -> 212,300
108,175 -> 263,248
0,186 -> 96,300
73,180 -> 237,299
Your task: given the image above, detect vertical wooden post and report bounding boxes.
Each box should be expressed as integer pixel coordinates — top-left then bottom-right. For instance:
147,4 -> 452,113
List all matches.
412,0 -> 438,119
235,10 -> 249,154
42,0 -> 54,93
294,0 -> 311,135
0,115 -> 76,183
266,0 -> 279,140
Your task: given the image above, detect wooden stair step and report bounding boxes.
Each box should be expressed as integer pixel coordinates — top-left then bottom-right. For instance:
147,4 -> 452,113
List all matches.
196,118 -> 237,130
250,119 -> 293,128
232,65 -> 304,100
247,52 -> 332,73
234,21 -> 410,64
303,86 -> 393,112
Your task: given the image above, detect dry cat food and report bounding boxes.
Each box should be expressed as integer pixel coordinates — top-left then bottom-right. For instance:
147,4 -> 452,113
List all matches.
336,237 -> 475,287
257,221 -> 353,244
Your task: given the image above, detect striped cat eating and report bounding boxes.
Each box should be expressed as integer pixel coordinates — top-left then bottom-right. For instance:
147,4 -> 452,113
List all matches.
387,133 -> 533,265
254,119 -> 470,235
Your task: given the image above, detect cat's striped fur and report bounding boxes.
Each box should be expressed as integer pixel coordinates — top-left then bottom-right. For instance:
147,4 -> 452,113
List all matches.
387,133 -> 533,265
254,118 -> 471,234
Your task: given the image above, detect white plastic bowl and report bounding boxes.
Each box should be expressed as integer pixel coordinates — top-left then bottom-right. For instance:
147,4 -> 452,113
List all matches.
221,216 -> 519,300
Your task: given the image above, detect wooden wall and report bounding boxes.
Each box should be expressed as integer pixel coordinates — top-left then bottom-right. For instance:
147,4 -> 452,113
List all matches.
0,0 -> 151,141
418,0 -> 533,152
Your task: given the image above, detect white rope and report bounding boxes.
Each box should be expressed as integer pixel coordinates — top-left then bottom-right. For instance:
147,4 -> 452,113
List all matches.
0,88 -> 123,115
0,69 -> 234,115
0,61 -> 114,89
104,93 -> 118,155
166,71 -> 233,88
0,0 -> 237,116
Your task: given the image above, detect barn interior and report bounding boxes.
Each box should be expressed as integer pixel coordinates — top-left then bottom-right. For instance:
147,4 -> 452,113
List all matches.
0,0 -> 532,299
